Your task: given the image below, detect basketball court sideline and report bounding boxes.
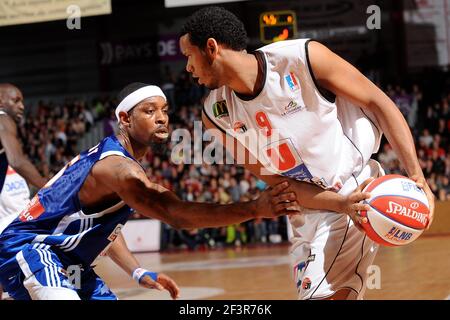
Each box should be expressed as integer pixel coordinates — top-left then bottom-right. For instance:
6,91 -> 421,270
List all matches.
96,234 -> 450,300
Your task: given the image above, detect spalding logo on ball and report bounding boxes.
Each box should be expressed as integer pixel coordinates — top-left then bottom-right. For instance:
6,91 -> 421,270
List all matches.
359,174 -> 430,247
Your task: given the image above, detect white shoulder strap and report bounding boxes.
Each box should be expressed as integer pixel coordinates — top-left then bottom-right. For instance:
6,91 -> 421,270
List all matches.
99,150 -> 127,160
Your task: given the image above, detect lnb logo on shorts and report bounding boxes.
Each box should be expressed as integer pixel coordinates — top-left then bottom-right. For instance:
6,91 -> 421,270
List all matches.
302,277 -> 312,290
18,195 -> 45,222
107,224 -> 124,242
212,100 -> 229,119
294,254 -> 315,290
285,72 -> 300,91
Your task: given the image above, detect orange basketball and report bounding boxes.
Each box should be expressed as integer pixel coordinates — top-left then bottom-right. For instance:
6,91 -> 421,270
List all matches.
359,175 -> 430,247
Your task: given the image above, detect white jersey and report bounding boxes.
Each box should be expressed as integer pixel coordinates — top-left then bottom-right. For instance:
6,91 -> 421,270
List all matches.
203,38 -> 382,196
204,39 -> 384,299
0,109 -> 31,232
0,165 -> 30,232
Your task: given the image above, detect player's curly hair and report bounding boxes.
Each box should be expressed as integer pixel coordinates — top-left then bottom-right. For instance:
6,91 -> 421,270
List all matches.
181,6 -> 247,51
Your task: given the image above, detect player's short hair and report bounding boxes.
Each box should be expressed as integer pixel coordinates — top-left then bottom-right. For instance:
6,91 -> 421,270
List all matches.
118,82 -> 150,102
117,82 -> 150,118
181,6 -> 247,51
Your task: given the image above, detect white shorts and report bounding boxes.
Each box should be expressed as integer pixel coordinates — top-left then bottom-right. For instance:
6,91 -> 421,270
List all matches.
289,159 -> 384,300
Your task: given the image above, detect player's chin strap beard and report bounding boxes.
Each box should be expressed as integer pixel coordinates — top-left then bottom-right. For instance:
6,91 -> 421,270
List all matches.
149,139 -> 168,155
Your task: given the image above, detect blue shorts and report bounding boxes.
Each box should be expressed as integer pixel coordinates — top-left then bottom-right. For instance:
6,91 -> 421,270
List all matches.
0,243 -> 117,300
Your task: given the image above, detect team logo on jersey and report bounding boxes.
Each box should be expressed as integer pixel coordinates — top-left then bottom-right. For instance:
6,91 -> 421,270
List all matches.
18,195 -> 45,222
212,100 -> 229,119
285,72 -> 300,91
233,121 -> 248,133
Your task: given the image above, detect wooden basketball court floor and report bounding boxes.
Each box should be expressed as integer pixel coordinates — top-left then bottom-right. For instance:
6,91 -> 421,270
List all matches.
96,234 -> 450,300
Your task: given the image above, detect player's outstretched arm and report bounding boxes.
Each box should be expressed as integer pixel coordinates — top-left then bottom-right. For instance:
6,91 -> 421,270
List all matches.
0,115 -> 46,188
201,111 -> 371,218
106,232 -> 180,299
306,40 -> 435,227
95,155 -> 299,229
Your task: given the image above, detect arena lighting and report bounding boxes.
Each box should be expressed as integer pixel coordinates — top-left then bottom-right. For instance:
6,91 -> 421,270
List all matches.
165,0 -> 250,8
260,10 -> 297,44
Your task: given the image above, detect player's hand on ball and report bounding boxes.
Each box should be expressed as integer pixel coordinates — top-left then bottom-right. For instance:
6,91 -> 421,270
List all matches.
410,174 -> 435,229
255,181 -> 301,218
140,272 -> 180,299
341,177 -> 374,232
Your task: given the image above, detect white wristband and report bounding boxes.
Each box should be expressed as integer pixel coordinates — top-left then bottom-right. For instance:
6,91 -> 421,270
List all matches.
132,267 -> 158,283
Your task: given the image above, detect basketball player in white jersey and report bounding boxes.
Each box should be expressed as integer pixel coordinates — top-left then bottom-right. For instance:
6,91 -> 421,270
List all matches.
180,7 -> 435,300
0,84 -> 47,299
0,84 -> 47,230
0,84 -> 180,300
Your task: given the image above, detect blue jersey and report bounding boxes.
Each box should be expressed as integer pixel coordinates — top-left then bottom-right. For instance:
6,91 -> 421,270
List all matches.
0,135 -> 135,272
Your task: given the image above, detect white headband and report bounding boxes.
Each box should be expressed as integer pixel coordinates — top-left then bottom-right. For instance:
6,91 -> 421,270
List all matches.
115,85 -> 167,121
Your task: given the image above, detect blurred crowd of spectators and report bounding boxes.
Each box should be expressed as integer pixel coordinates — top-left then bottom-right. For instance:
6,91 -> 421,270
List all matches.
19,69 -> 449,251
20,99 -> 98,179
376,84 -> 450,201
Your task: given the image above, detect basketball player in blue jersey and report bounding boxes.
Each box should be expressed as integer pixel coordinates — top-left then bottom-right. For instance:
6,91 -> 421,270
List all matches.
0,82 -> 298,300
0,84 -> 181,300
180,7 -> 435,300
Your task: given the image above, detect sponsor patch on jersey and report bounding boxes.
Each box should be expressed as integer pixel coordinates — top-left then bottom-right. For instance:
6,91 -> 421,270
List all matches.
4,180 -> 28,193
281,100 -> 304,116
212,100 -> 229,119
285,72 -> 300,91
18,195 -> 45,222
233,121 -> 248,133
